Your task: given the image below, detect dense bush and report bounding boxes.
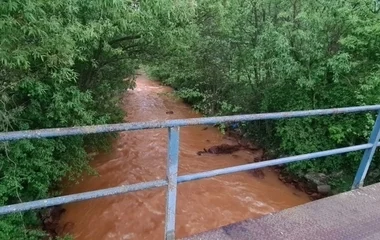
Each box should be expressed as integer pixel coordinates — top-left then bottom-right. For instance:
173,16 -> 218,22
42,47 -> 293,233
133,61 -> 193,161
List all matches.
147,0 -> 380,192
0,0 -> 192,238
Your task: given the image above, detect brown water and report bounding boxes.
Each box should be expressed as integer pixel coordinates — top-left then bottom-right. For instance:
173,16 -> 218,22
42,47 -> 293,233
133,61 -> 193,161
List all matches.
61,75 -> 309,240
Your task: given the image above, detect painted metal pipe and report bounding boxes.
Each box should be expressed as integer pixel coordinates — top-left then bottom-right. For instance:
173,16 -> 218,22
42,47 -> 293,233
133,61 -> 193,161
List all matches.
0,105 -> 378,240
0,143 -> 374,216
165,127 -> 180,240
352,111 -> 380,189
1,105 -> 380,142
177,144 -> 373,183
0,180 -> 167,215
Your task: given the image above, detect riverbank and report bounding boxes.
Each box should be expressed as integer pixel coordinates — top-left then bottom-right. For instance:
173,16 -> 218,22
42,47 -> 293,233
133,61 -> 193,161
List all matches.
149,70 -> 328,201
221,128 -> 328,201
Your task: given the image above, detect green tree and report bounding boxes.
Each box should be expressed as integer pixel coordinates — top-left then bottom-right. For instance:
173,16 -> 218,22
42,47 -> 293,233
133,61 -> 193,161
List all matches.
0,0 -> 194,238
148,0 -> 380,192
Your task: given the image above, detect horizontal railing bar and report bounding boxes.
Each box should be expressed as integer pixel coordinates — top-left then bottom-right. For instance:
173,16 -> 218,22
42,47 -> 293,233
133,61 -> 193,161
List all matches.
177,143 -> 374,183
0,180 -> 167,215
1,105 -> 380,142
1,143 -> 378,216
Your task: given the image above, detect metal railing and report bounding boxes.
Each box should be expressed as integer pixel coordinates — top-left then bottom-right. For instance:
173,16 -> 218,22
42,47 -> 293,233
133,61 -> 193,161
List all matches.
1,105 -> 380,239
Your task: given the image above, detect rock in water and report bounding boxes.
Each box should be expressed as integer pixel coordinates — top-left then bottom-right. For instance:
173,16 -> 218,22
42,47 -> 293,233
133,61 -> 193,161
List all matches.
317,184 -> 331,194
250,169 -> 265,179
305,173 -> 328,185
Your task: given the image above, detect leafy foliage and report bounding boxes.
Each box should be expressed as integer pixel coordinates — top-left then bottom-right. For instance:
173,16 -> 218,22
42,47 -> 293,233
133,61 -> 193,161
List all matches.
0,0 -> 192,238
148,0 -> 380,191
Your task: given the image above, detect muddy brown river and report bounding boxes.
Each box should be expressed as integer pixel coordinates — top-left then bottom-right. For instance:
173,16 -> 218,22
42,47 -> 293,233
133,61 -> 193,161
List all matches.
61,75 -> 309,239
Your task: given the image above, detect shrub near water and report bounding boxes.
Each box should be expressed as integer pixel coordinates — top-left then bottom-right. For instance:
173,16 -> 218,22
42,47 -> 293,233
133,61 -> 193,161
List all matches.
147,0 -> 380,192
0,0 -> 193,238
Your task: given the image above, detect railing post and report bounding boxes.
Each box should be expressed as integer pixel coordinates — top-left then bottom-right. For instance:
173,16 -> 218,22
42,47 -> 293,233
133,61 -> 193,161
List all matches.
165,127 -> 180,240
352,111 -> 380,189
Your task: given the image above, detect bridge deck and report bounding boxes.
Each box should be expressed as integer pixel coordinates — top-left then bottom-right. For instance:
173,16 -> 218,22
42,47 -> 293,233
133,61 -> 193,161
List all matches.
183,183 -> 380,240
